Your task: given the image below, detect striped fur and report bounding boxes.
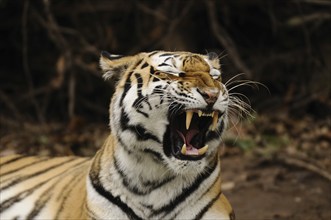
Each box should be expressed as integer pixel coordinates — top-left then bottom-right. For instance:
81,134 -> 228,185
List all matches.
0,51 -> 234,219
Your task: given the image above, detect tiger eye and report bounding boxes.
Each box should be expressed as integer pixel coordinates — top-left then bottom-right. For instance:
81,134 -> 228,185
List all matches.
178,72 -> 186,77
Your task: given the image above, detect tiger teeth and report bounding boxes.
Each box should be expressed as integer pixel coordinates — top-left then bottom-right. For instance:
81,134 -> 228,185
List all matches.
211,111 -> 219,131
201,112 -> 214,117
186,110 -> 193,130
181,144 -> 187,154
198,110 -> 202,117
198,145 -> 208,155
186,110 -> 219,130
180,144 -> 208,155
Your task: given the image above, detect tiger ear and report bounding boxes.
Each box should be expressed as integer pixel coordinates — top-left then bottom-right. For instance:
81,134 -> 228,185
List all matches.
100,51 -> 133,81
207,52 -> 219,61
206,52 -> 221,70
206,52 -> 222,80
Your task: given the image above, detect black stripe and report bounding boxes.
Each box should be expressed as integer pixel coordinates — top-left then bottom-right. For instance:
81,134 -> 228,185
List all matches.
79,190 -> 87,218
26,169 -> 73,219
118,136 -> 163,167
0,159 -> 89,213
119,71 -> 133,107
134,59 -> 143,68
141,62 -> 149,69
158,63 -> 171,67
89,169 -> 142,220
120,109 -> 160,143
117,136 -> 134,155
145,95 -> 152,110
0,187 -> 34,213
174,90 -> 190,98
0,155 -> 26,167
113,156 -> 147,195
152,76 -> 160,82
113,154 -> 174,196
149,160 -> 217,217
142,149 -> 163,162
0,175 -> 56,213
54,171 -> 86,219
194,191 -> 223,220
85,202 -> 98,219
159,53 -> 174,57
26,194 -> 51,219
159,86 -> 168,105
141,175 -> 175,192
163,57 -> 172,62
132,73 -> 150,118
171,166 -> 221,219
151,85 -> 164,95
0,158 -> 78,191
1,157 -> 50,177
136,108 -> 149,118
149,66 -> 155,75
148,51 -> 158,57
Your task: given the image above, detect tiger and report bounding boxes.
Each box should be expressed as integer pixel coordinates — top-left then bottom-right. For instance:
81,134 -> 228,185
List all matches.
0,50 -> 235,220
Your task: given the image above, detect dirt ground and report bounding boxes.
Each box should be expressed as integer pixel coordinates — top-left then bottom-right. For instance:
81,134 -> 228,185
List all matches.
221,155 -> 331,220
1,114 -> 330,220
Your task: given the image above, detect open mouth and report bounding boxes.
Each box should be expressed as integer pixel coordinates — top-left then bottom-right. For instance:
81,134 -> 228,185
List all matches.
165,109 -> 222,161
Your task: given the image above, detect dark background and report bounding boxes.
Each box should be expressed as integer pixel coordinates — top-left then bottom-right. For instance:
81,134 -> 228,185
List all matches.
1,0 -> 330,123
0,1 -> 330,219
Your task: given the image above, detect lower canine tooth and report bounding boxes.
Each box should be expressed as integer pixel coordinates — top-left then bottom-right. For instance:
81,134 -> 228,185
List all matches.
181,144 -> 187,155
198,145 -> 208,155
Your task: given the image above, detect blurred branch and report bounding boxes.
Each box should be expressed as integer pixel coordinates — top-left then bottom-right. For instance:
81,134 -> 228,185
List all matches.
286,12 -> 331,27
57,26 -> 100,56
136,2 -> 168,22
0,91 -> 23,121
297,0 -> 331,5
276,153 -> 331,182
152,0 -> 194,49
41,0 -> 76,119
22,0 -> 45,123
205,0 -> 252,78
131,0 -> 194,53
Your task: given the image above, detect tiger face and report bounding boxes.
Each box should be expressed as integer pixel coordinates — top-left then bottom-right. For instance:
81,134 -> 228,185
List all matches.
100,51 -> 228,175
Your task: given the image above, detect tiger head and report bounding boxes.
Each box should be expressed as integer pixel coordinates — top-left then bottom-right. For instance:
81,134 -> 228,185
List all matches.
100,51 -> 229,175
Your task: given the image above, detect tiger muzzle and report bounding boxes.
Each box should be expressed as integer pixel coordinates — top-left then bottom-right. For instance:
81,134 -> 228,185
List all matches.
197,87 -> 220,106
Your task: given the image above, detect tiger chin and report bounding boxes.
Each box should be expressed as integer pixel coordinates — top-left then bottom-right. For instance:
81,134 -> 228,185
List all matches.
0,51 -> 235,220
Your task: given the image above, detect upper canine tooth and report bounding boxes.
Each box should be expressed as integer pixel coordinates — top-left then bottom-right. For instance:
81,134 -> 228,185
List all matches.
186,110 -> 193,130
198,145 -> 208,155
181,144 -> 187,155
211,111 -> 219,131
211,111 -> 215,117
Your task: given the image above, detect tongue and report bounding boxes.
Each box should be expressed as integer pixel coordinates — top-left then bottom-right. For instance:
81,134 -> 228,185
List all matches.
177,129 -> 200,155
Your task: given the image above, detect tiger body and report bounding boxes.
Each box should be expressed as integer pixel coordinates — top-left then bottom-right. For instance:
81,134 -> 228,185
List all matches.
1,155 -> 90,219
1,51 -> 235,219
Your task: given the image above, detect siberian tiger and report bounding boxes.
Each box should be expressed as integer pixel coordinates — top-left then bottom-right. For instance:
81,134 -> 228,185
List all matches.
0,51 -> 235,219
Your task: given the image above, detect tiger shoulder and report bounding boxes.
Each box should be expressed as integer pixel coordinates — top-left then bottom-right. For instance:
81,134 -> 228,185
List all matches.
0,50 -> 235,220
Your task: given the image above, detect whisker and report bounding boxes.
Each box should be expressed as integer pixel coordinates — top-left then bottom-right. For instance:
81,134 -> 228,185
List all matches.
224,73 -> 247,86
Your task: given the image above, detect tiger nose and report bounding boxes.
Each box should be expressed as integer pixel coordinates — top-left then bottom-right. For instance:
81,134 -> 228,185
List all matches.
197,88 -> 220,105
